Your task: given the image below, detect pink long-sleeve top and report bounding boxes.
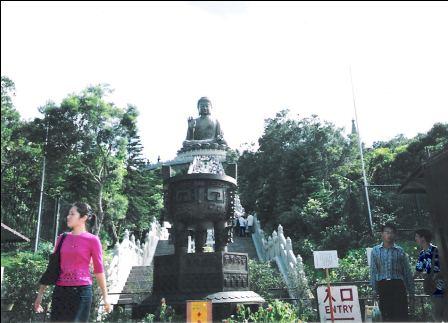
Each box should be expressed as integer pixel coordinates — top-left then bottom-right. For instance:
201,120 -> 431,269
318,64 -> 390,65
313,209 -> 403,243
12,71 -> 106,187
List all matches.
55,232 -> 104,286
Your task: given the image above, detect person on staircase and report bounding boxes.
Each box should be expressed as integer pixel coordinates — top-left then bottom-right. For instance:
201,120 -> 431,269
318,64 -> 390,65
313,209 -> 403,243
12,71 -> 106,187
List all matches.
238,216 -> 247,237
246,214 -> 254,236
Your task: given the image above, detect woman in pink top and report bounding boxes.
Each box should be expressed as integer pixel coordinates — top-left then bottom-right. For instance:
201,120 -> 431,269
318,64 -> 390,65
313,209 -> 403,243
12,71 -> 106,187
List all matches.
34,202 -> 111,321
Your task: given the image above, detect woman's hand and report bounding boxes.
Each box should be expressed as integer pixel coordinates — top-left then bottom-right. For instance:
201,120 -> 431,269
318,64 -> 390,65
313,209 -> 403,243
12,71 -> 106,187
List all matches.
34,294 -> 44,313
95,273 -> 112,314
103,301 -> 112,313
34,286 -> 48,313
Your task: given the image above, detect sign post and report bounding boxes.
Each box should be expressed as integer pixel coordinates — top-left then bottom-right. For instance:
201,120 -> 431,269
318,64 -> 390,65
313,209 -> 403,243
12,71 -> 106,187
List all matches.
325,268 -> 335,322
314,250 -> 339,323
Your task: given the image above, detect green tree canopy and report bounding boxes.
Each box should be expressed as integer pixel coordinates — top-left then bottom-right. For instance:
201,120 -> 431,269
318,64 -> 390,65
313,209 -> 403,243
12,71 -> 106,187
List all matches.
238,110 -> 447,258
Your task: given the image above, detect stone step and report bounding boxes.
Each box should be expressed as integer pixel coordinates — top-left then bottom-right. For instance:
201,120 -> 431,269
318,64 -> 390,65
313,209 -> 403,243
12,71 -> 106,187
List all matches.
117,297 -> 134,304
154,240 -> 174,256
128,268 -> 153,274
123,281 -> 152,288
122,284 -> 152,293
227,235 -> 258,260
117,264 -> 154,305
125,278 -> 152,284
131,265 -> 153,270
127,271 -> 152,277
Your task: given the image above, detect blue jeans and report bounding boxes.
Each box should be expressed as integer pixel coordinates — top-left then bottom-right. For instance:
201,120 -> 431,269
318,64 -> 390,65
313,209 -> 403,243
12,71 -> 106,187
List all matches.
51,285 -> 92,322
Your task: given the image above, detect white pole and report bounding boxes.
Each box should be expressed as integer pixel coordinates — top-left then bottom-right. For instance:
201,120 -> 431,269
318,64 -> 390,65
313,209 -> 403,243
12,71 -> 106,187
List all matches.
53,196 -> 61,246
34,123 -> 49,253
349,67 -> 374,235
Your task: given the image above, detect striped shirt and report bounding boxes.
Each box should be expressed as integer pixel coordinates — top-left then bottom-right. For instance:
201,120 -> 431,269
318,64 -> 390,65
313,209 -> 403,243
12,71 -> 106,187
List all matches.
369,243 -> 415,294
416,244 -> 445,295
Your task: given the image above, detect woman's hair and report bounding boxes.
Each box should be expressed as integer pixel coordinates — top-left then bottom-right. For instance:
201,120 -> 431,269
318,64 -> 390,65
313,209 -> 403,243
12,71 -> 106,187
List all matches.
72,202 -> 96,229
415,229 -> 432,242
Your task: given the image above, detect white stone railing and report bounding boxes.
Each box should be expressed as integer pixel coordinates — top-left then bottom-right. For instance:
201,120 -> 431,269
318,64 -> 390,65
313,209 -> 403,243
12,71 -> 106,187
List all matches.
105,221 -> 168,306
252,215 -> 312,303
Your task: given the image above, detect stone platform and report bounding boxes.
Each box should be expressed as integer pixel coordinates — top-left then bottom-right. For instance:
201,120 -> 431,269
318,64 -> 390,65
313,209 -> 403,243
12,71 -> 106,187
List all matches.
134,251 -> 264,320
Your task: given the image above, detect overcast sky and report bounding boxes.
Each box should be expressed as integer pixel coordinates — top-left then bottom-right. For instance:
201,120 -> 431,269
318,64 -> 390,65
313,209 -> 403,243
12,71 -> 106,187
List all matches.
2,1 -> 448,162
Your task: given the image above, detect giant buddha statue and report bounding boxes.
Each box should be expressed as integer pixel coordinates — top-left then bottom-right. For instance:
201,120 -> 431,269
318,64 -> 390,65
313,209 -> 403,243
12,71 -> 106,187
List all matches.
181,97 -> 228,150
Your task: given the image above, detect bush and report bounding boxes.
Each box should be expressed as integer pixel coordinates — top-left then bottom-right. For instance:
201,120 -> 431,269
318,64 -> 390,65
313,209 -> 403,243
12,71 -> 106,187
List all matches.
2,246 -> 113,322
153,302 -> 176,322
100,305 -> 133,322
2,250 -> 52,321
333,248 -> 370,282
226,300 -> 313,322
248,259 -> 286,300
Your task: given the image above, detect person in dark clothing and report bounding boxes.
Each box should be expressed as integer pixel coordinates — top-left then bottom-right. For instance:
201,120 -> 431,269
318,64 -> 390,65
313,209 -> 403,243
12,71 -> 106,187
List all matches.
414,229 -> 447,321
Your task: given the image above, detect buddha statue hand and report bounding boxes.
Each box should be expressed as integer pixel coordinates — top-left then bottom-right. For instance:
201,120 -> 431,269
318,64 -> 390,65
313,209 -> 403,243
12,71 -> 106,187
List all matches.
187,116 -> 196,129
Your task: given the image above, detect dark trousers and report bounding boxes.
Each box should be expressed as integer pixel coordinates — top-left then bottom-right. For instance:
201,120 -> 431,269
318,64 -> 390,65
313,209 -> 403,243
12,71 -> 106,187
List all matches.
239,226 -> 246,237
377,279 -> 408,322
51,285 -> 92,322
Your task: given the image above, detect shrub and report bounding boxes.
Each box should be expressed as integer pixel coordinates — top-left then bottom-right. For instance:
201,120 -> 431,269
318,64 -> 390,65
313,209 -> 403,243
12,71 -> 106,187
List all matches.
248,259 -> 286,300
226,300 -> 313,322
2,250 -> 52,321
2,245 -> 113,322
99,305 -> 133,322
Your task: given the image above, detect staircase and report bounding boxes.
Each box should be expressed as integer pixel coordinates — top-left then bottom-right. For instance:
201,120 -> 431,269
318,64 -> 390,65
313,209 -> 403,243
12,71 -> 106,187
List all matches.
228,234 -> 258,260
117,265 -> 153,305
154,239 -> 174,256
117,240 -> 174,305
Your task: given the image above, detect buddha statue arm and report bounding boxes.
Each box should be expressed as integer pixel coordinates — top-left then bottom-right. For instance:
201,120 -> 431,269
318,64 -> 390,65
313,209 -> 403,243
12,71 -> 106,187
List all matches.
215,120 -> 227,144
186,117 -> 195,140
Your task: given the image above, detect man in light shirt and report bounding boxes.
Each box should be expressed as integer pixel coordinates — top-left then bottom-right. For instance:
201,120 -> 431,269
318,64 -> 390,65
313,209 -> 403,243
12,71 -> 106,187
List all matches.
246,214 -> 254,236
238,216 -> 246,237
370,222 -> 415,321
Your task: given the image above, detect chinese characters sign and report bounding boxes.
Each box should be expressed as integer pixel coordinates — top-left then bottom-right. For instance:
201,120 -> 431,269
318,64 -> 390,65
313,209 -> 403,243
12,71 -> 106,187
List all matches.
313,250 -> 339,269
186,300 -> 212,323
317,285 -> 362,322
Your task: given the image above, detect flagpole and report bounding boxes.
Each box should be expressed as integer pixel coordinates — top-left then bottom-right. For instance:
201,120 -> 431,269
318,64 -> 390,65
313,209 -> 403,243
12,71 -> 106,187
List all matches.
34,121 -> 49,253
350,66 -> 374,235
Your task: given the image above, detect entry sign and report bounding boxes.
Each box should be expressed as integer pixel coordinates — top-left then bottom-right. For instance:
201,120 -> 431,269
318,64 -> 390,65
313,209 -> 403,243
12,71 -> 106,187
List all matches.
313,250 -> 339,269
186,300 -> 212,323
317,285 -> 362,322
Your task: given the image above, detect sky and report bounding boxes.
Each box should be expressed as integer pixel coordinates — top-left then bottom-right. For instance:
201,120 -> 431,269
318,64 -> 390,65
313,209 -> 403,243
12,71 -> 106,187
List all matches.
2,1 -> 448,162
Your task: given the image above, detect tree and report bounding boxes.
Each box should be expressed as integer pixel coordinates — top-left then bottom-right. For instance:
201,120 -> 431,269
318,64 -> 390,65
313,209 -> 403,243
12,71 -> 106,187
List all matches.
41,85 -> 129,237
1,76 -> 20,169
2,80 -> 164,245
120,105 -> 163,242
1,76 -> 43,239
238,110 -> 447,260
238,110 -> 368,257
